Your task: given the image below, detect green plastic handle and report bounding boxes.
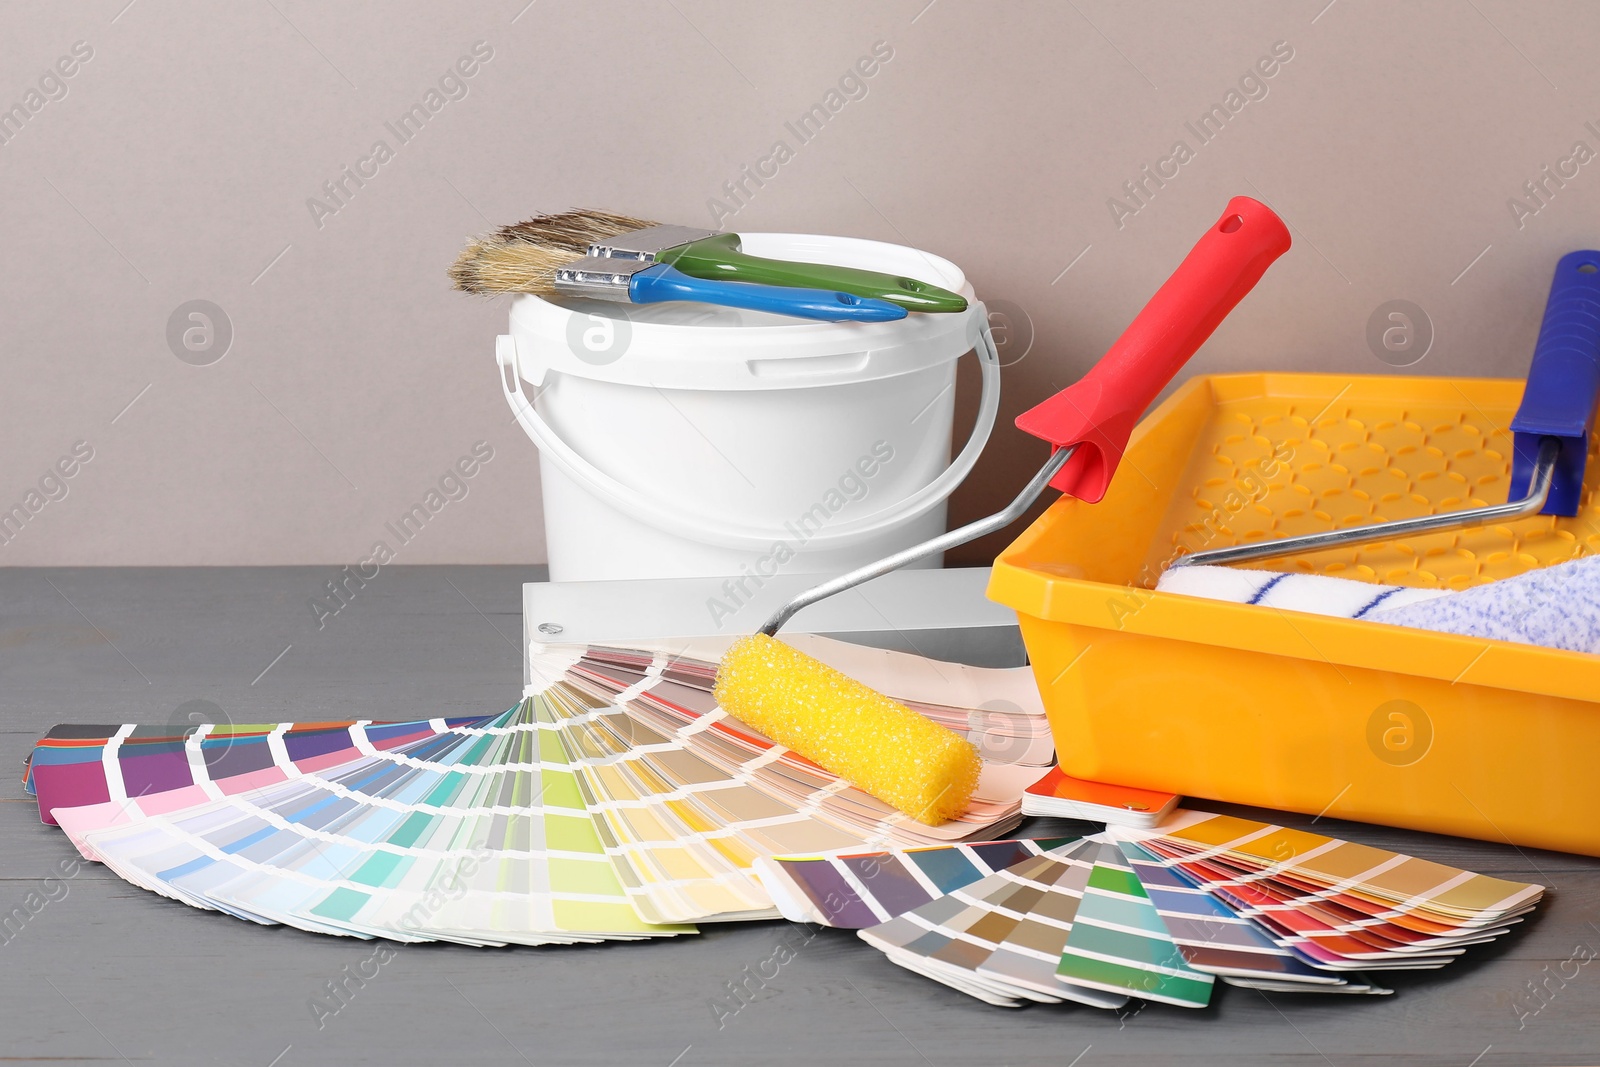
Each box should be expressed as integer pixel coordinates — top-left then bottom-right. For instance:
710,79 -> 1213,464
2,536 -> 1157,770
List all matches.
656,233 -> 969,313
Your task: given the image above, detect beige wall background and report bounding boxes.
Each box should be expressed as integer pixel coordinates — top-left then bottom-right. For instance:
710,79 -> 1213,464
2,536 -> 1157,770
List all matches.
3,0 -> 1598,566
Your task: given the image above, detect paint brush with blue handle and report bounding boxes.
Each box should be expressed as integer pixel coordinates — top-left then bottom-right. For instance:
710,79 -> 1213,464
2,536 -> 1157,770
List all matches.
452,233 -> 906,322
549,256 -> 906,321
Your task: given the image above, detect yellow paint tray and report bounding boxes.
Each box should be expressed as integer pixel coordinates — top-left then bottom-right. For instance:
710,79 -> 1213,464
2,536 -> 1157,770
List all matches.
989,372 -> 1600,855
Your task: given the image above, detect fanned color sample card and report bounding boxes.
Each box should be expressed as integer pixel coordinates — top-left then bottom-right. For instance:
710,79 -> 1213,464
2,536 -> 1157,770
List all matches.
856,815 -> 1542,1009
42,702 -> 687,945
24,640 -> 1054,940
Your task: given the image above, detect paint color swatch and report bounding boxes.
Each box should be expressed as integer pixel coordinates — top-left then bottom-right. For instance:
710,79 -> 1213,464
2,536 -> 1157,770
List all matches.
1119,840 -> 1380,992
48,700 -> 691,945
30,640 -> 1060,938
756,837 -> 1079,928
1121,811 -> 1542,927
1053,841 -> 1214,1007
27,717 -> 488,824
1021,767 -> 1180,827
858,838 -> 1128,1008
856,816 -> 1540,1010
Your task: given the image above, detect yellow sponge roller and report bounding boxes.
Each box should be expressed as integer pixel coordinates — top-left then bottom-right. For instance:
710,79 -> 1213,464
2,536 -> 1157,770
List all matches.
713,634 -> 981,825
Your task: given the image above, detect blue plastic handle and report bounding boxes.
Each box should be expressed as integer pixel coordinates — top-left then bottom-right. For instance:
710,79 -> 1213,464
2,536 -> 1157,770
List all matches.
628,263 -> 907,322
1510,250 -> 1600,516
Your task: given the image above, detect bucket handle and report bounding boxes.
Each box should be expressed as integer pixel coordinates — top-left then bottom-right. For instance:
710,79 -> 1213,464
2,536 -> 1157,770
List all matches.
497,310 -> 1002,552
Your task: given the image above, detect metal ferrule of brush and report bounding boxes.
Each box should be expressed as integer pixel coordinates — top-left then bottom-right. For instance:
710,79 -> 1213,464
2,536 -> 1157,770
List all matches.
551,256 -> 650,302
588,224 -> 720,260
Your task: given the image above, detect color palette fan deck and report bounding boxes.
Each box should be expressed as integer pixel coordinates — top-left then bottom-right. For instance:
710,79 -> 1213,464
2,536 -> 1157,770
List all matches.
24,640 -> 1048,942
841,817 -> 1542,1007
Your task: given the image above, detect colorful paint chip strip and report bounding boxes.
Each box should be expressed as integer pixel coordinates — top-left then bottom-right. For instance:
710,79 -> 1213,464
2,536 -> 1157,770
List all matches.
757,837 -> 1079,928
1054,842 -> 1214,1008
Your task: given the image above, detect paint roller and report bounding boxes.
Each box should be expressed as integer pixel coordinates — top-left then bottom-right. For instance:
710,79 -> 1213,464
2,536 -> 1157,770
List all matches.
713,197 -> 1293,824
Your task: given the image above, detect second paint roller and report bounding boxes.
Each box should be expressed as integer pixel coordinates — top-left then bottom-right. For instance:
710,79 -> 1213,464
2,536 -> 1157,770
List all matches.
1175,248 -> 1600,568
714,196 -> 1294,824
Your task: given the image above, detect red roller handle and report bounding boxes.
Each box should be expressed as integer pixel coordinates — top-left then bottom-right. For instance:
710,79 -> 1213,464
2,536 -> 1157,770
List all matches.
1015,196 -> 1291,502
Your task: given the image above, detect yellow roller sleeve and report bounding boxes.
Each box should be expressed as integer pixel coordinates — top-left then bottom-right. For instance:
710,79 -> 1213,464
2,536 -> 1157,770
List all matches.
713,634 -> 981,826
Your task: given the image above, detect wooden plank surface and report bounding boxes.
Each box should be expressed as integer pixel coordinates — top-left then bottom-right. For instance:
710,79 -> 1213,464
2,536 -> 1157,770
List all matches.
2,567 -> 1597,1066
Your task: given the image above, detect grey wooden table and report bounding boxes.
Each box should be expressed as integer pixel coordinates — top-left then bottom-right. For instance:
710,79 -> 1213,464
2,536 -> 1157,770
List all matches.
3,567 -> 1596,1066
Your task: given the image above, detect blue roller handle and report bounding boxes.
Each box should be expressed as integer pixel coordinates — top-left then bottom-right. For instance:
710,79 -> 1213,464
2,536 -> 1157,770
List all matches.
628,263 -> 907,322
1510,250 -> 1600,516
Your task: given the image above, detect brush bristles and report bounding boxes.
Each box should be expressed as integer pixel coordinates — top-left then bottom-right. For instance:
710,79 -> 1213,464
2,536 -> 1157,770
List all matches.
499,209 -> 656,253
449,236 -> 566,295
449,208 -> 661,295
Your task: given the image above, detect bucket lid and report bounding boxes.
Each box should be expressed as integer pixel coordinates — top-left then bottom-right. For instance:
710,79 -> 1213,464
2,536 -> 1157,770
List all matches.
506,232 -> 983,390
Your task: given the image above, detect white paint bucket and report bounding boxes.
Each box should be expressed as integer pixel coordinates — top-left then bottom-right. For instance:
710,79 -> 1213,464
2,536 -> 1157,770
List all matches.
496,232 -> 999,582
